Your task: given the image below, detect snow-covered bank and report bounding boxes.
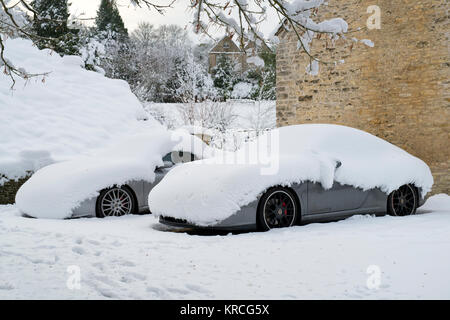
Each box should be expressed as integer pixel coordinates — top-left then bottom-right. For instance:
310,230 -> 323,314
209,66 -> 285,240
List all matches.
0,194 -> 449,299
0,38 -> 160,183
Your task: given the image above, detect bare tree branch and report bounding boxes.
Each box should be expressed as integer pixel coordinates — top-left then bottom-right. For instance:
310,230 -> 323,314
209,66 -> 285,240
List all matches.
0,0 -> 352,88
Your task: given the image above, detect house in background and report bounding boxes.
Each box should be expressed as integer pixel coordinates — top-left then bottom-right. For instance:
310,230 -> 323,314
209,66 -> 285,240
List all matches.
208,35 -> 271,73
209,36 -> 245,72
275,0 -> 449,195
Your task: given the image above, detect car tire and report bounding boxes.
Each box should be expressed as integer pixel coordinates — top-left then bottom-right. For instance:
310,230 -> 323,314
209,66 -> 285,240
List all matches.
387,184 -> 418,216
257,187 -> 299,231
96,186 -> 136,218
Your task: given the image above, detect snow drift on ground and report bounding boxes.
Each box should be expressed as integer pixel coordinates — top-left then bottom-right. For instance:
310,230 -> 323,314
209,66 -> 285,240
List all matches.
0,194 -> 449,299
149,124 -> 433,226
15,130 -> 215,219
0,38 -> 159,183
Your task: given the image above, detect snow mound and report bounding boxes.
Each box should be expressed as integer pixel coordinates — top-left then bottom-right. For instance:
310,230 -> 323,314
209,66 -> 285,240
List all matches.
148,124 -> 434,226
0,38 -> 160,183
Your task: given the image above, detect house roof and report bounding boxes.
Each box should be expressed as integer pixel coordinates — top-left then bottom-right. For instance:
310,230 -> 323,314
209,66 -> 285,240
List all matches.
209,35 -> 272,55
209,36 -> 242,54
274,19 -> 290,37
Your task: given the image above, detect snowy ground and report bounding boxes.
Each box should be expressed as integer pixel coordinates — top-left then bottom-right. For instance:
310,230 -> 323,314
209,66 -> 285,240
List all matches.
0,194 -> 449,300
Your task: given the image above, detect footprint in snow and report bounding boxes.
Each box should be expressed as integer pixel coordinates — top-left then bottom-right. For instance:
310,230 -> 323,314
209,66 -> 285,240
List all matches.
92,262 -> 105,271
165,287 -> 190,295
111,259 -> 136,267
0,282 -> 14,290
125,271 -> 147,281
146,286 -> 170,299
185,283 -> 211,294
72,246 -> 86,255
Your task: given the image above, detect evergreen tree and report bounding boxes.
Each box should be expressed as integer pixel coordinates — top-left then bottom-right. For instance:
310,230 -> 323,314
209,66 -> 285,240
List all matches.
212,54 -> 238,100
247,49 -> 276,100
95,0 -> 128,39
31,0 -> 79,55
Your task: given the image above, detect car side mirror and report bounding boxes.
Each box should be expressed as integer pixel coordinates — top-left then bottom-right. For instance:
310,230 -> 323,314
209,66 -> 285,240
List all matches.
335,160 -> 342,169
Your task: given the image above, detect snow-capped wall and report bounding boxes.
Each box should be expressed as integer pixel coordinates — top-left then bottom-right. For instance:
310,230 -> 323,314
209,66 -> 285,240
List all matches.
0,38 -> 160,184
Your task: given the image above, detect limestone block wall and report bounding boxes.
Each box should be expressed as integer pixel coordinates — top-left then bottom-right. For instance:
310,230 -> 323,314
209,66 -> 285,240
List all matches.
276,0 -> 449,195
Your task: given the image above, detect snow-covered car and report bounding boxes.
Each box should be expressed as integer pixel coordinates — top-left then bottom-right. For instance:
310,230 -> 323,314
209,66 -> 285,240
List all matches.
15,130 -> 214,219
150,124 -> 434,231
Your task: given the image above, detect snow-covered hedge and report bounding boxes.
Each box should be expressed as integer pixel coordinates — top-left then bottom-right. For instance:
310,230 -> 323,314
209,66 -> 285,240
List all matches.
0,38 -> 160,184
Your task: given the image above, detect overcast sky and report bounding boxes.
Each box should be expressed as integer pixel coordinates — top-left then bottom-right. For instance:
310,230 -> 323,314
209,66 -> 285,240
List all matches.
70,0 -> 279,43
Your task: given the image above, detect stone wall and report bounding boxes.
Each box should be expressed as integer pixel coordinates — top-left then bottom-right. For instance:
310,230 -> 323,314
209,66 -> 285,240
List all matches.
276,0 -> 449,195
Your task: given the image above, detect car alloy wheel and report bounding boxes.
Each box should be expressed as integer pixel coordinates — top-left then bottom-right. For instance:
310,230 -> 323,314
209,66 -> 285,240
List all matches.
97,187 -> 133,218
388,184 -> 417,216
261,189 -> 297,230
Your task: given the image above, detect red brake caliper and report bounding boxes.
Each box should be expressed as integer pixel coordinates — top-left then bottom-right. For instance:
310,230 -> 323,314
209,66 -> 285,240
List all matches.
282,202 -> 287,215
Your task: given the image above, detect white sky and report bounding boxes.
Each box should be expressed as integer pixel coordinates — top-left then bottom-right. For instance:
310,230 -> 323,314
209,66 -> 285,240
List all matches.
70,0 -> 279,43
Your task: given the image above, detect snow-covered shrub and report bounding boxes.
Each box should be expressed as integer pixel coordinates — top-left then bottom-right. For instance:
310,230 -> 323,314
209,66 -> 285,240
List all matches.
177,101 -> 237,133
231,82 -> 256,99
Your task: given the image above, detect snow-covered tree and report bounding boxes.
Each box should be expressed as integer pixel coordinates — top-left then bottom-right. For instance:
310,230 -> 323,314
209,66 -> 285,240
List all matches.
77,0 -> 130,77
126,23 -> 214,103
31,0 -> 79,55
95,0 -> 128,39
193,41 -> 214,69
169,51 -> 216,103
248,49 -> 277,100
32,0 -> 69,38
1,0 -> 352,87
212,54 -> 240,100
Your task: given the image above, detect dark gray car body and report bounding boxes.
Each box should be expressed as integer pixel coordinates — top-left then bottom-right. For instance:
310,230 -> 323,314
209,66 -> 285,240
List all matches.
70,149 -> 197,218
159,181 -> 425,231
71,167 -> 171,218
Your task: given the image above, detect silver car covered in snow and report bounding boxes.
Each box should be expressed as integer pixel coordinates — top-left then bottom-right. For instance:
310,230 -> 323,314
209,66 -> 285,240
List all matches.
154,125 -> 432,231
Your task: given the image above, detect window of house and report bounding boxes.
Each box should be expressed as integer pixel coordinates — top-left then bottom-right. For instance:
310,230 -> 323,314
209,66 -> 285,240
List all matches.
223,42 -> 230,49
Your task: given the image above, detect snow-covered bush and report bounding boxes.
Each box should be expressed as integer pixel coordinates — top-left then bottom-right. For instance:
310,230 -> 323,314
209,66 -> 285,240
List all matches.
231,82 -> 256,99
177,101 -> 237,133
